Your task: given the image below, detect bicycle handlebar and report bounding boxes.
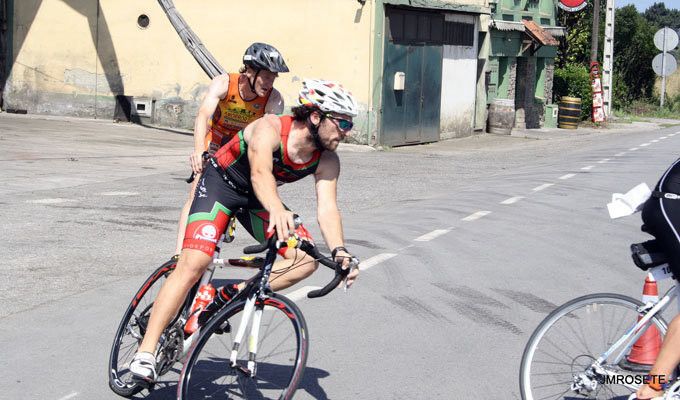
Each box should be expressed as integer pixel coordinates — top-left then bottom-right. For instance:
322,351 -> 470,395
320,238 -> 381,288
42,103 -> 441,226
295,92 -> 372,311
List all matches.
240,218 -> 353,299
186,151 -> 211,183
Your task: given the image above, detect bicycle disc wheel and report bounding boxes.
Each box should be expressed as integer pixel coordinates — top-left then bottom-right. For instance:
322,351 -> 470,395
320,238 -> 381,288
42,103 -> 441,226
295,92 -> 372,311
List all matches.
178,293 -> 308,400
108,259 -> 176,397
520,293 -> 668,400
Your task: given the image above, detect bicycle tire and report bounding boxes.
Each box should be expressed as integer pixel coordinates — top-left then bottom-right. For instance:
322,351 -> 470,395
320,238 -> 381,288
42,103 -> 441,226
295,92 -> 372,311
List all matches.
178,293 -> 308,400
520,293 -> 669,400
108,259 -> 176,397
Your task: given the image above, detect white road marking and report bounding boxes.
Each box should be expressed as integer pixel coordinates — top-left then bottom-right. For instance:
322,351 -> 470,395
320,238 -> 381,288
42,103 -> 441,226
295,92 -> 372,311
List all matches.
559,173 -> 576,180
597,159 -> 610,164
629,147 -> 639,151
361,253 -> 398,271
100,191 -> 140,196
56,393 -> 78,400
500,196 -> 524,205
581,165 -> 595,170
286,286 -> 322,301
532,183 -> 554,192
27,198 -> 75,204
462,211 -> 491,221
614,152 -> 626,157
414,229 -> 450,242
640,143 -> 651,147
651,139 -> 659,143
660,136 -> 668,140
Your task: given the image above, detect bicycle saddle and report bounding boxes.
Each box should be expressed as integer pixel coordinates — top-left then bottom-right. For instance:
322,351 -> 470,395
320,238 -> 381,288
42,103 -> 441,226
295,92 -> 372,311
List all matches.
630,239 -> 669,271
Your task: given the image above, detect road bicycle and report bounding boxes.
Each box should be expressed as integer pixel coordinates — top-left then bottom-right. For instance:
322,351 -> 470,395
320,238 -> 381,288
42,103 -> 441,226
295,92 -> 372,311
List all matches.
520,232 -> 680,400
108,214 -> 356,399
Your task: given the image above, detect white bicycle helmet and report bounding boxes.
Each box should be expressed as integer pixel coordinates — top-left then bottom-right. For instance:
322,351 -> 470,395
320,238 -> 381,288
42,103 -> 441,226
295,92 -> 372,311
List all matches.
298,79 -> 358,117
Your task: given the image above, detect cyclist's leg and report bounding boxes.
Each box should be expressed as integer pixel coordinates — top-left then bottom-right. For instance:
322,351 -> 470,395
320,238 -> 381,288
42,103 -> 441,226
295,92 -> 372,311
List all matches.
174,177 -> 200,255
237,203 -> 319,291
638,197 -> 680,397
134,164 -> 243,379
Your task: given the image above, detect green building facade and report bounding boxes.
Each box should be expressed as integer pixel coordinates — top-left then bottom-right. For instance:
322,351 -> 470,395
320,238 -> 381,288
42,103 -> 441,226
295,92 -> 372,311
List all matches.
487,0 -> 564,129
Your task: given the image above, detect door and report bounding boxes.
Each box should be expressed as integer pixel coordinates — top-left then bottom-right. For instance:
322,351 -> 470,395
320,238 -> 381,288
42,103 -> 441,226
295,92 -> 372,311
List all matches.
381,7 -> 443,146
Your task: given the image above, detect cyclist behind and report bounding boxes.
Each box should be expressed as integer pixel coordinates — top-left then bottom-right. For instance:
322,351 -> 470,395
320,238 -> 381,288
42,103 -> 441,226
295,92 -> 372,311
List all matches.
174,42 -> 288,256
130,79 -> 361,382
635,158 -> 680,399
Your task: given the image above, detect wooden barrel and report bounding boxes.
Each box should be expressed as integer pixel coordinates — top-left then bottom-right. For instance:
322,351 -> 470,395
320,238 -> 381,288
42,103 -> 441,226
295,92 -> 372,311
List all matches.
487,99 -> 516,135
558,97 -> 581,129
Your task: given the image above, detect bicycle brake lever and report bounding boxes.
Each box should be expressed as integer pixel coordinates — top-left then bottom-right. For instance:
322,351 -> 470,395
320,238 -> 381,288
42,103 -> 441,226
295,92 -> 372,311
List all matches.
342,258 -> 359,293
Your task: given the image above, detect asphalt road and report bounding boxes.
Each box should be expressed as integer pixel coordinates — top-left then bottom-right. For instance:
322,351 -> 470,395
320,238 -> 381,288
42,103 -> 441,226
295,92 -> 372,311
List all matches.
1,113 -> 680,399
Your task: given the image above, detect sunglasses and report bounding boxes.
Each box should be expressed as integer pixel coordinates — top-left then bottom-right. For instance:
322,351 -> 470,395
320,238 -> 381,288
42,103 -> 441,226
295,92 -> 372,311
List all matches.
325,114 -> 354,132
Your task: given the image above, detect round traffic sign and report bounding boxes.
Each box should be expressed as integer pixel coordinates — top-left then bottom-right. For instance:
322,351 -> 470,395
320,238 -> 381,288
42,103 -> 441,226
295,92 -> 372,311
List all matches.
653,53 -> 678,77
558,0 -> 587,12
654,27 -> 679,51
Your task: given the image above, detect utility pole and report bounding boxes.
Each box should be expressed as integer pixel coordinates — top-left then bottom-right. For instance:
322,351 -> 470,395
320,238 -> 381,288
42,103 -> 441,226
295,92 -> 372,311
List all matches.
590,0 -> 600,63
590,0 -> 606,122
602,0 -> 615,118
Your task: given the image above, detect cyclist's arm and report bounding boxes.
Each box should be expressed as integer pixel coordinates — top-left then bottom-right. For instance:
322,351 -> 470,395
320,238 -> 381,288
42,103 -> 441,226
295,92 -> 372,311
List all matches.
193,74 -> 229,151
246,115 -> 293,239
264,88 -> 284,115
314,151 -> 345,253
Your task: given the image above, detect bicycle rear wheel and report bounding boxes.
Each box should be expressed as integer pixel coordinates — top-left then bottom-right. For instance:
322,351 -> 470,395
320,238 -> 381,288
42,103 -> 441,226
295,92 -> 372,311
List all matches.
520,293 -> 668,400
178,293 -> 308,400
108,259 -> 176,397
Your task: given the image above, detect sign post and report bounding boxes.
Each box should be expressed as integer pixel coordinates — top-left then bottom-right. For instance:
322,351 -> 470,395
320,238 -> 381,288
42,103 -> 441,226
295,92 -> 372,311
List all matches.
653,27 -> 679,108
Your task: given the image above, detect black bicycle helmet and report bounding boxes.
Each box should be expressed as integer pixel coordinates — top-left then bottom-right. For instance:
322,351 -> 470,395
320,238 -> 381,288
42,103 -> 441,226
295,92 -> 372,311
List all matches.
243,43 -> 289,73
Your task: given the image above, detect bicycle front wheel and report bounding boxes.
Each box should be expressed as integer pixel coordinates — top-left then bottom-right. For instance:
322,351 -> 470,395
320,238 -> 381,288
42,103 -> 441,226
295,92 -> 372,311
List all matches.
520,293 -> 668,400
178,293 -> 308,400
108,259 -> 176,397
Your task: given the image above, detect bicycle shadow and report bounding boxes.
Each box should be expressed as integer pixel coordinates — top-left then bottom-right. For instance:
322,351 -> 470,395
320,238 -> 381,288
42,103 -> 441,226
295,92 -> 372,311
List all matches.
135,361 -> 331,399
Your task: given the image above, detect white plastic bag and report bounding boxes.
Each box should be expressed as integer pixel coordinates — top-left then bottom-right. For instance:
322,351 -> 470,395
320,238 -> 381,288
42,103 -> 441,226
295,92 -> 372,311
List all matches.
607,182 -> 652,219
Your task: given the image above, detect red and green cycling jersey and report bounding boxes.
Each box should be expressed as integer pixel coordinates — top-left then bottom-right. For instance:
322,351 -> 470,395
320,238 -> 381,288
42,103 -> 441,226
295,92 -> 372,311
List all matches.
213,115 -> 322,190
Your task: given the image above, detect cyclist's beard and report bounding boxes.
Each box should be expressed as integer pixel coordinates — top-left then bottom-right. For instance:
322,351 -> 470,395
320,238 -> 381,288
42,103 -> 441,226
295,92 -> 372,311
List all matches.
306,119 -> 327,151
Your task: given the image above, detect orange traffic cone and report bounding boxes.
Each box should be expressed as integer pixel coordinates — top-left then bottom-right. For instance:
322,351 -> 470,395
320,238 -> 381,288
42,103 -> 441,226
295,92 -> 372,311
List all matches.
619,273 -> 663,372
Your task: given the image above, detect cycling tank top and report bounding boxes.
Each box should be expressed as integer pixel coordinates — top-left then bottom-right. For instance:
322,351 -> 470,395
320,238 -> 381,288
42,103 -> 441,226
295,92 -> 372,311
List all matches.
213,115 -> 322,190
205,73 -> 270,153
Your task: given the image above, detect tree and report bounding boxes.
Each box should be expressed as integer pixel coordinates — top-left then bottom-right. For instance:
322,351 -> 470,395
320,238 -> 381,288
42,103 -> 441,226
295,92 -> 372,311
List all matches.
614,5 -> 657,102
643,2 -> 680,31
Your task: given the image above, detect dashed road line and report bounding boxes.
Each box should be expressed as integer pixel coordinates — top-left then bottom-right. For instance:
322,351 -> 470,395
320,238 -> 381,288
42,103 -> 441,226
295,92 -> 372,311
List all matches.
581,165 -> 595,170
100,191 -> 140,196
462,211 -> 491,221
500,196 -> 524,205
559,173 -> 576,180
287,286 -> 322,301
414,229 -> 450,242
532,183 -> 554,192
660,136 -> 668,140
640,143 -> 651,147
651,139 -> 659,143
629,147 -> 639,151
361,253 -> 398,271
614,152 -> 627,157
597,159 -> 610,164
56,393 -> 78,400
27,198 -> 76,204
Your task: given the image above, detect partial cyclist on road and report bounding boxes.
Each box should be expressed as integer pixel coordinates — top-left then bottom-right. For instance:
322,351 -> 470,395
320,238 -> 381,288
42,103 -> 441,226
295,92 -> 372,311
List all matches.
130,79 -> 361,383
174,42 -> 289,256
634,157 -> 680,399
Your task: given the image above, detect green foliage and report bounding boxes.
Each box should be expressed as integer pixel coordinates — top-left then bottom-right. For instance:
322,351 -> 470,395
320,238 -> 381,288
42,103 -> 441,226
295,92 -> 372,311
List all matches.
643,2 -> 680,31
553,64 -> 592,119
614,6 -> 658,100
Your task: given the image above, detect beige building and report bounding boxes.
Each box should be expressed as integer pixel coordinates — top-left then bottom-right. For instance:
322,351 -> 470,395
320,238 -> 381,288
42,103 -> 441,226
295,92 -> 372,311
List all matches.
1,0 -> 491,146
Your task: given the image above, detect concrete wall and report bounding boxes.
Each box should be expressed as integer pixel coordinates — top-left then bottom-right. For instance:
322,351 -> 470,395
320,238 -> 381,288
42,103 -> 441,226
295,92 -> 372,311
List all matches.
440,12 -> 478,139
4,0 -> 373,140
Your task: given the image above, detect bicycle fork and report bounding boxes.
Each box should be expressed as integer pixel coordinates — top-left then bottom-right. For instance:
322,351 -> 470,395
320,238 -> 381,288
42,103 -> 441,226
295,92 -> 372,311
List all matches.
230,294 -> 264,377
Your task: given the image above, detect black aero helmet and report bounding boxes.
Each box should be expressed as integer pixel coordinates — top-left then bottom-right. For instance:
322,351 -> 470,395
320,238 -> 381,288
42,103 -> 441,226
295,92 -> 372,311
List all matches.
243,43 -> 289,73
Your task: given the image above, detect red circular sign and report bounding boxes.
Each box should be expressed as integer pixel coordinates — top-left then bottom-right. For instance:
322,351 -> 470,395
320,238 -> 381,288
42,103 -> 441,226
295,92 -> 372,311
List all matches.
558,0 -> 587,12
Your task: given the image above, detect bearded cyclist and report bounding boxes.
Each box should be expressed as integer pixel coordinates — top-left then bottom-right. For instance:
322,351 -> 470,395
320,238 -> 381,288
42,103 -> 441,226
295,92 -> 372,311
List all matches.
173,42 -> 288,256
130,79 -> 361,383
